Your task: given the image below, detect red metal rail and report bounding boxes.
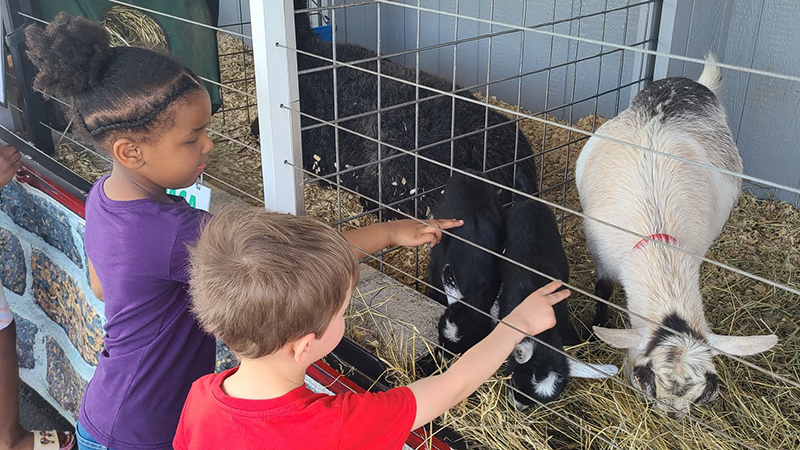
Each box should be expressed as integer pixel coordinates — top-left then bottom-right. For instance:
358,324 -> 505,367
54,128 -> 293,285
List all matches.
16,163 -> 86,218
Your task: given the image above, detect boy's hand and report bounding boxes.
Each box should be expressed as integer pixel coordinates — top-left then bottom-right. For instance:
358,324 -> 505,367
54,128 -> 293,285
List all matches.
0,145 -> 23,188
389,218 -> 463,248
407,280 -> 569,430
502,281 -> 569,342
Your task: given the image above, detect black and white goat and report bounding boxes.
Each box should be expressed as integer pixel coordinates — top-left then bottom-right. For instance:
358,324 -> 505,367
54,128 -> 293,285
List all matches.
497,193 -> 617,408
575,55 -> 777,418
275,1 -> 538,219
428,171 -> 505,358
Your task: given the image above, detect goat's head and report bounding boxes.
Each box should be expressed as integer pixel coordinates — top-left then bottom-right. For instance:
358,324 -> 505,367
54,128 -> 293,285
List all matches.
594,313 -> 777,419
437,301 -> 494,357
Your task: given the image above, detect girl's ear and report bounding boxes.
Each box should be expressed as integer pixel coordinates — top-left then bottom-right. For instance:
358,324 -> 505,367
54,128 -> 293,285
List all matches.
112,138 -> 144,169
291,333 -> 317,364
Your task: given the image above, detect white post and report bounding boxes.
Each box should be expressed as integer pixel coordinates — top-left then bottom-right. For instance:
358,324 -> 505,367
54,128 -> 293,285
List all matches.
250,0 -> 304,215
652,0 -> 693,81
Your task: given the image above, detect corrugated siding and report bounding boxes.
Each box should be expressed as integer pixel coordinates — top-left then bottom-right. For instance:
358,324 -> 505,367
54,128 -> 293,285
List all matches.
664,0 -> 800,206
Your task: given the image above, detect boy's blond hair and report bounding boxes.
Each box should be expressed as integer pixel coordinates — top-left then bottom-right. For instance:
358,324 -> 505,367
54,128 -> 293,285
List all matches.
188,205 -> 358,358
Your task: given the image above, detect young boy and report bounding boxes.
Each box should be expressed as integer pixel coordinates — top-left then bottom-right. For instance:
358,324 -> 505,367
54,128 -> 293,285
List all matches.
174,206 -> 569,450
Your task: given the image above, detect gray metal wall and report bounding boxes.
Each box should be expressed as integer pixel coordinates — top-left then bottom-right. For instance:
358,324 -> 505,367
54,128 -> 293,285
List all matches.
218,0 -> 658,121
656,0 -> 800,206
337,0 -> 658,122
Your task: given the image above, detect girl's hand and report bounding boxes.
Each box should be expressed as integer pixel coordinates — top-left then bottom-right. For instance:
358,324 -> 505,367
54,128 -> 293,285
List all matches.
0,145 -> 23,188
390,218 -> 463,248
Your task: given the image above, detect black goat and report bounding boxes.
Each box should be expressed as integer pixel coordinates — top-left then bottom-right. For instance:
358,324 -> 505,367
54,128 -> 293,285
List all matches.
497,194 -> 617,408
253,1 -> 538,219
427,171 -> 505,359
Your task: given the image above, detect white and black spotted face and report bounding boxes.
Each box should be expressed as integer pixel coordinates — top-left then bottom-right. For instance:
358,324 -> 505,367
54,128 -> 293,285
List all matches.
507,344 -> 570,408
437,302 -> 494,357
596,314 -> 776,419
628,317 -> 720,419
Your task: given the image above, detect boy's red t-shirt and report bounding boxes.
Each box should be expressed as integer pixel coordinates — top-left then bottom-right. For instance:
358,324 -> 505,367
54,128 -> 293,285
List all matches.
174,368 -> 417,450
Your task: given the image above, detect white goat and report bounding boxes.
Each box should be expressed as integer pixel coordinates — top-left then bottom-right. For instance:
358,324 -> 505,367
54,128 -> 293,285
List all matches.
575,55 -> 777,419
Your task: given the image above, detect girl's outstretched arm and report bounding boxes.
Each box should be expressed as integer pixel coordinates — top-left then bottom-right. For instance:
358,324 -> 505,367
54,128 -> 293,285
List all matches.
342,219 -> 463,258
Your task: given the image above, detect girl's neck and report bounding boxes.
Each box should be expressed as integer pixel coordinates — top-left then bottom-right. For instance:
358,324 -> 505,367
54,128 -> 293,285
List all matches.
104,163 -> 171,203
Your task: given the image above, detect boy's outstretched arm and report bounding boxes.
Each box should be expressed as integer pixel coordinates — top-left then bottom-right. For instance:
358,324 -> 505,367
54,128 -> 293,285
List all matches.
342,219 -> 463,258
407,281 -> 569,430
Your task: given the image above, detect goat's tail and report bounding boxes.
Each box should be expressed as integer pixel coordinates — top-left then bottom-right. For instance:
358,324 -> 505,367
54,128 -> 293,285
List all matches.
293,0 -> 316,50
697,53 -> 724,99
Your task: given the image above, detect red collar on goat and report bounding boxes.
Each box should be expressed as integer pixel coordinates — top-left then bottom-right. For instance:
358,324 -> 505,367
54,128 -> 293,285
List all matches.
632,234 -> 678,251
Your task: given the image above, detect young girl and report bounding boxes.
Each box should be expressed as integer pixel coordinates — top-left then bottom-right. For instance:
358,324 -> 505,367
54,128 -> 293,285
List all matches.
26,13 -> 460,450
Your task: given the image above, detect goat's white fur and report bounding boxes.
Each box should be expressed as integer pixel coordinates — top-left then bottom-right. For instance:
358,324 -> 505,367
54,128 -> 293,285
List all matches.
441,319 -> 461,343
442,265 -> 463,306
533,372 -> 562,399
567,360 -> 619,379
576,55 -> 777,416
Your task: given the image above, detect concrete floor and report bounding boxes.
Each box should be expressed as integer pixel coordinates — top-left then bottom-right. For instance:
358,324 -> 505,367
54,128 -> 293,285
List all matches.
19,382 -> 73,433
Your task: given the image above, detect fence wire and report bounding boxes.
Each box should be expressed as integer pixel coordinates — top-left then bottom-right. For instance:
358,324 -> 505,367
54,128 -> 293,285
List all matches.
281,43 -> 800,199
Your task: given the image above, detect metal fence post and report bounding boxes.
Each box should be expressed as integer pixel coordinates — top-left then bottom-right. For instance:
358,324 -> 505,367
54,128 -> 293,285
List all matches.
249,0 -> 304,215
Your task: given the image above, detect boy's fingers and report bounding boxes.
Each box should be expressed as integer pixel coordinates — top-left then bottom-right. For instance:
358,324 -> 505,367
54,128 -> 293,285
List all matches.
547,290 -> 571,305
422,225 -> 442,244
535,280 -> 563,296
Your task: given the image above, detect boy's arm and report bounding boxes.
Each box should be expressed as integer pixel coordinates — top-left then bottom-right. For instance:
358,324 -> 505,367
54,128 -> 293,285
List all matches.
341,222 -> 395,257
407,282 -> 568,430
341,219 -> 462,257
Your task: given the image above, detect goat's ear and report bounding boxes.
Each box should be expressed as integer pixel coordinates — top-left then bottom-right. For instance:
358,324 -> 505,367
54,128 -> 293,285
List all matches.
490,299 -> 500,319
567,360 -> 619,378
593,326 -> 648,349
513,338 -> 535,364
441,264 -> 462,305
707,333 -> 777,356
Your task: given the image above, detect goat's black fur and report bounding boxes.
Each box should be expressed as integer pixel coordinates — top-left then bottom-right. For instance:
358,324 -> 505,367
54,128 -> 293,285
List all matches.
426,171 -> 505,366
428,171 -> 505,311
266,1 -> 538,219
498,197 -> 580,406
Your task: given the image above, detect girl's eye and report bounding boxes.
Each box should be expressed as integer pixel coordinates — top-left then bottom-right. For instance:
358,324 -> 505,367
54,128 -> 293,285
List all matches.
186,138 -> 198,145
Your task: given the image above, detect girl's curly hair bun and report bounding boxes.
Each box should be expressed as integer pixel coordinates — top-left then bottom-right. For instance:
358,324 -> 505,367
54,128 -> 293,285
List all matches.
25,12 -> 114,98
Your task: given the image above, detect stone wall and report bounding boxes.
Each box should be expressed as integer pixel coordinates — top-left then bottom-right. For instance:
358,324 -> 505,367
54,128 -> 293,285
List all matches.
0,181 -> 97,422
0,181 -> 242,422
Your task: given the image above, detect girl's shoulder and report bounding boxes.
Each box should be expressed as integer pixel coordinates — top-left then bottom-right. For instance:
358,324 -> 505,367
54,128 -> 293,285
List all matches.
86,177 -> 208,229
85,177 -> 209,263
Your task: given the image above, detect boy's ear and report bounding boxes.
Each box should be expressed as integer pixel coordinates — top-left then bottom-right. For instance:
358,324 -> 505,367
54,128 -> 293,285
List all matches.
291,333 -> 317,364
112,138 -> 144,169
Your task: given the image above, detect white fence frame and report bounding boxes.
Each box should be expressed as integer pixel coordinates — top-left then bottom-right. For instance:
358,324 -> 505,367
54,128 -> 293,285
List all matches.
250,0 -> 304,215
